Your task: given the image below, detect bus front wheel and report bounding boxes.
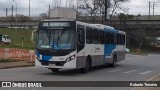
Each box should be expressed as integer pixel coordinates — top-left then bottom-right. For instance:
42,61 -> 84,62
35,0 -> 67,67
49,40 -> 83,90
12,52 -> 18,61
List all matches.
51,68 -> 59,72
81,60 -> 90,73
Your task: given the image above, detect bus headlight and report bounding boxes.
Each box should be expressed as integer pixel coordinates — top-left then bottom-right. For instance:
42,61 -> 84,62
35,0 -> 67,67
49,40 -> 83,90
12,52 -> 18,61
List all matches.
36,57 -> 41,61
66,55 -> 75,62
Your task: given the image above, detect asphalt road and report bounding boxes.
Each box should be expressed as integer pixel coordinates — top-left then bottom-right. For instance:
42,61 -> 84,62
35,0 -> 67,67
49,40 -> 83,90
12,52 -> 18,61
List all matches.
0,54 -> 160,90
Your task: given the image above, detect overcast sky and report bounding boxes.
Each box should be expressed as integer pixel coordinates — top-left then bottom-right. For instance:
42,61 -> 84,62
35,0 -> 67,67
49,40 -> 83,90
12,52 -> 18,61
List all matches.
0,0 -> 160,17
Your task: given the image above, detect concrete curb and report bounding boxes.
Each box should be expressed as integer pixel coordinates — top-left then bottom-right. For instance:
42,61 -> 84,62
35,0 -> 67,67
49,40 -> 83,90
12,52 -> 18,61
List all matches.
0,61 -> 34,69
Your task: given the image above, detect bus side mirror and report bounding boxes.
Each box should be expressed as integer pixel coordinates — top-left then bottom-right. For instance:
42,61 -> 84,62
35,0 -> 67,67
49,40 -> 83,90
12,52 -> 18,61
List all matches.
31,29 -> 37,43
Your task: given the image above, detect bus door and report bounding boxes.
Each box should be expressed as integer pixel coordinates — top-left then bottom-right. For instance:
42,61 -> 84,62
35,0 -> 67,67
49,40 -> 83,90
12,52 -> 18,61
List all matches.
92,29 -> 101,66
104,32 -> 116,63
77,25 -> 86,68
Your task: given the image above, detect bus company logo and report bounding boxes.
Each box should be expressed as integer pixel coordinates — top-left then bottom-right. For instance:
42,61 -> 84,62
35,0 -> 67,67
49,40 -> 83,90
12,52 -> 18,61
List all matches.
2,82 -> 12,87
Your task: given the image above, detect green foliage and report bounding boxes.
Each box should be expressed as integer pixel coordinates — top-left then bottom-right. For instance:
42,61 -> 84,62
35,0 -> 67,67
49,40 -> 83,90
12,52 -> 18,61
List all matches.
0,28 -> 35,50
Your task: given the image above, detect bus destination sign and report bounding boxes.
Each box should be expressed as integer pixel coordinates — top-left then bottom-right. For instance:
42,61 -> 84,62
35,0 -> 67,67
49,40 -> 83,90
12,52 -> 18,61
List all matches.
42,22 -> 70,27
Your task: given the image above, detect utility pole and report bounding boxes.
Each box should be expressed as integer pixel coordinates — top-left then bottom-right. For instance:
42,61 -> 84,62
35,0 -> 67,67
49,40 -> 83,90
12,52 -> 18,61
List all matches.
149,1 -> 151,20
11,5 -> 14,28
13,0 -> 17,28
12,5 -> 14,20
29,0 -> 31,28
153,3 -> 154,15
49,4 -> 50,19
76,0 -> 79,20
105,0 -> 107,21
6,8 -> 8,17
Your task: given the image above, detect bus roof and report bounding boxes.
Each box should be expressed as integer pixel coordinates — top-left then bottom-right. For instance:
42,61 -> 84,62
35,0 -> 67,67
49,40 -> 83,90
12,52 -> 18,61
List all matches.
39,20 -> 125,34
42,19 -> 75,22
76,21 -> 114,30
90,24 -> 114,30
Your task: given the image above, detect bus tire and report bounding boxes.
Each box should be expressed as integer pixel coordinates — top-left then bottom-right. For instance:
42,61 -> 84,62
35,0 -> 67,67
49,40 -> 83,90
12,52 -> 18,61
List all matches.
81,59 -> 90,73
51,68 -> 59,72
110,55 -> 117,67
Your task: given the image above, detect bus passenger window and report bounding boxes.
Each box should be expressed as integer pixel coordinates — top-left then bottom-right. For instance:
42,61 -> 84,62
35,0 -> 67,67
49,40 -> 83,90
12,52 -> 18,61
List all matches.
110,33 -> 114,44
86,27 -> 92,44
122,35 -> 125,45
117,34 -> 120,45
114,34 -> 117,44
99,30 -> 104,44
92,29 -> 99,44
104,32 -> 109,44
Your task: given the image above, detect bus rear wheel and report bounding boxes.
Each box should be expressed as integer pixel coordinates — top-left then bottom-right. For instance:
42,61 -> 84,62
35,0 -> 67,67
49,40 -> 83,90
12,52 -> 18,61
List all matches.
110,55 -> 117,67
81,60 -> 90,73
51,68 -> 59,72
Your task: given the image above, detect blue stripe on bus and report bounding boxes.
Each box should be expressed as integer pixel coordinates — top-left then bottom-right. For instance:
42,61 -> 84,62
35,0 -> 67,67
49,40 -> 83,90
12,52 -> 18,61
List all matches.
42,55 -> 53,61
36,51 -> 40,58
104,44 -> 116,57
36,51 -> 52,61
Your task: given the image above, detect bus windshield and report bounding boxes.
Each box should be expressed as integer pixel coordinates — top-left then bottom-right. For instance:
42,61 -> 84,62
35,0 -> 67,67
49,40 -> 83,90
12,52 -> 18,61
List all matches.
37,29 -> 76,50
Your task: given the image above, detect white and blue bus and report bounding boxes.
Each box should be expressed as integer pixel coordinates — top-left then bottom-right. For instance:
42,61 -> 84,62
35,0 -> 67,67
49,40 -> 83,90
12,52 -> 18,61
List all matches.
35,19 -> 126,73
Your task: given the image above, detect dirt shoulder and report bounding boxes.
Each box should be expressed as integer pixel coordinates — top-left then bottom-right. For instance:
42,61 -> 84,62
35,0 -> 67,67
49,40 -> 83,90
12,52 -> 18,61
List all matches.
0,61 -> 34,69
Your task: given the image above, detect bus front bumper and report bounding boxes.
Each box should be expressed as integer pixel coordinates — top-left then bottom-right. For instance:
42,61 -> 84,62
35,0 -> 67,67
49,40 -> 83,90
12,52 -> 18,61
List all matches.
35,59 -> 76,69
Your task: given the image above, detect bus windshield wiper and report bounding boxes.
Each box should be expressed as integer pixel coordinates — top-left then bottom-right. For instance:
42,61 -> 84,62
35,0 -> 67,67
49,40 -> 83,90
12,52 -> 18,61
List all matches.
56,29 -> 67,46
46,30 -> 51,45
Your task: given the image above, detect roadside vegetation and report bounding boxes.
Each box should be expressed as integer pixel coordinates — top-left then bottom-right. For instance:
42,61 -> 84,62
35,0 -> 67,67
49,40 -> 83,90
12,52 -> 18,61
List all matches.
0,59 -> 19,63
128,46 -> 160,54
0,28 -> 35,50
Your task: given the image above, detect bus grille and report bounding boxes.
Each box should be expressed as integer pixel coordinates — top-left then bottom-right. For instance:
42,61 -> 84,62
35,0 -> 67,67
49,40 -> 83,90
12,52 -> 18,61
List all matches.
40,61 -> 65,66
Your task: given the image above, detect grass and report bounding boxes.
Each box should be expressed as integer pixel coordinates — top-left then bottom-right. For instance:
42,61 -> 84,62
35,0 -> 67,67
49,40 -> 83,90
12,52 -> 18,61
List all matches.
0,59 -> 19,63
0,28 -> 35,50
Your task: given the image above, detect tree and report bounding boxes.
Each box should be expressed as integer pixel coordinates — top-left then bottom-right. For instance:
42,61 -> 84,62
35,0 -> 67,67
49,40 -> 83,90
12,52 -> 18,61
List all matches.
76,0 -> 129,24
77,0 -> 99,22
109,0 -> 129,26
39,13 -> 48,20
118,13 -> 134,30
17,14 -> 29,26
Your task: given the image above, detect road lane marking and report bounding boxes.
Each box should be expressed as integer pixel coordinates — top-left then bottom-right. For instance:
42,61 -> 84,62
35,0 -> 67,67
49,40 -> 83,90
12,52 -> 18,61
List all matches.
29,67 -> 38,69
139,71 -> 153,75
108,69 -> 123,72
123,70 -> 137,74
147,73 -> 160,81
76,76 -> 89,80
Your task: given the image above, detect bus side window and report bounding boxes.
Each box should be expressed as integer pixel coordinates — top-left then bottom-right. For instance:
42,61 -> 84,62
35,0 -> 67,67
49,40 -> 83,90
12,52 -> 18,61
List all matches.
77,25 -> 85,44
92,29 -> 99,44
120,35 -> 123,45
122,35 -> 125,45
117,34 -> 120,45
108,33 -> 112,44
114,34 -> 117,44
86,27 -> 92,44
104,32 -> 109,44
99,30 -> 104,44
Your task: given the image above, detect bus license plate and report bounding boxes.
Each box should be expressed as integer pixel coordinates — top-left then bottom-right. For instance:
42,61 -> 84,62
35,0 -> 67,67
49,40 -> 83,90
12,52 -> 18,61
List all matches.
49,64 -> 56,66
